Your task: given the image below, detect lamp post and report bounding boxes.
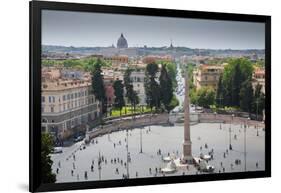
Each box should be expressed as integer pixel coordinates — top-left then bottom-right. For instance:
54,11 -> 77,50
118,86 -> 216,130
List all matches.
139,126 -> 143,153
229,114 -> 234,150
98,151 -> 101,180
146,97 -> 153,130
126,128 -> 129,178
244,117 -> 250,171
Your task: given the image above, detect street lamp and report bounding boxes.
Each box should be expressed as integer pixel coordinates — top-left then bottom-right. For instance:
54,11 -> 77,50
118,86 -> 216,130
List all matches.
244,117 -> 250,171
139,126 -> 143,153
98,151 -> 102,180
146,97 -> 153,131
229,114 -> 234,150
126,128 -> 130,178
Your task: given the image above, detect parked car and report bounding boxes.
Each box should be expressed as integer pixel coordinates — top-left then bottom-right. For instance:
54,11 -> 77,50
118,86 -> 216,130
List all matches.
53,147 -> 63,154
74,135 -> 84,142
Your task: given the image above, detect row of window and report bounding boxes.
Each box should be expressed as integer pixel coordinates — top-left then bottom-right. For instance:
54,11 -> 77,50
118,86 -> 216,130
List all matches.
42,90 -> 89,103
42,97 -> 97,113
42,112 -> 98,130
131,77 -> 144,82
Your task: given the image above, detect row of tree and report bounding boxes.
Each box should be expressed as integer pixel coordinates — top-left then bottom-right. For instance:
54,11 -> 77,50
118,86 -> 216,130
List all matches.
91,58 -> 178,117
216,58 -> 265,115
189,58 -> 265,117
145,63 -> 178,112
91,58 -> 141,117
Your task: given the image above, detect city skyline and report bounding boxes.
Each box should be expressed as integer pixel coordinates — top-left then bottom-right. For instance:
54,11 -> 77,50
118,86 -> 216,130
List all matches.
42,10 -> 265,50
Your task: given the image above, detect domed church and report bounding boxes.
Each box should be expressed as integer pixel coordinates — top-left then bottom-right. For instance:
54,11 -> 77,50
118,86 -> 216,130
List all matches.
117,33 -> 128,49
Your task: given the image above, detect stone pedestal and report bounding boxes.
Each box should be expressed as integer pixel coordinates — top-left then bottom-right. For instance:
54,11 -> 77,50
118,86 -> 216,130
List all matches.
182,141 -> 193,163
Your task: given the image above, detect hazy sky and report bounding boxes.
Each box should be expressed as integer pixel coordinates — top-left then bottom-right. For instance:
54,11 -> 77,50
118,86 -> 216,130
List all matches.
42,10 -> 265,49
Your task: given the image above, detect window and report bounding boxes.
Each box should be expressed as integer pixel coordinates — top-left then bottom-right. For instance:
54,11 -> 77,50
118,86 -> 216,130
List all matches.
53,96 -> 55,103
63,95 -> 66,101
50,106 -> 54,113
67,94 -> 70,100
42,96 -> 45,103
49,96 -> 52,103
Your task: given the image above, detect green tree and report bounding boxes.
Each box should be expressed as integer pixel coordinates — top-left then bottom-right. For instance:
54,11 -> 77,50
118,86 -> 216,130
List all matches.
158,61 -> 177,89
41,133 -> 56,183
113,80 -> 125,116
190,88 -> 198,106
186,63 -> 195,90
124,68 -> 133,90
91,58 -> 107,115
222,58 -> 254,107
197,87 -> 215,108
159,64 -> 173,112
167,95 -> 179,112
253,83 -> 265,119
216,75 -> 224,107
124,68 -> 135,109
239,79 -> 254,114
231,63 -> 243,106
131,89 -> 140,114
145,63 -> 161,110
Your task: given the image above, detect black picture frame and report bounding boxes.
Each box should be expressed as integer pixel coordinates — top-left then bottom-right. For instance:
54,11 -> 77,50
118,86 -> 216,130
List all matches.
30,1 -> 271,192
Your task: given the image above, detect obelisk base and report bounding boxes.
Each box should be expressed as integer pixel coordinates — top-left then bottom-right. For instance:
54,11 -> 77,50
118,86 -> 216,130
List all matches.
182,141 -> 193,164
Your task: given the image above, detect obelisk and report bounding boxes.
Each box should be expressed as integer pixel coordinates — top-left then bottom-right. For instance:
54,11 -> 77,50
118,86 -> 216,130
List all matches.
182,69 -> 193,163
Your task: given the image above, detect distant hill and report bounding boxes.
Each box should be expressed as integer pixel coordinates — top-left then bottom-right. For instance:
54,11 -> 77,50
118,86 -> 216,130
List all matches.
42,45 -> 265,57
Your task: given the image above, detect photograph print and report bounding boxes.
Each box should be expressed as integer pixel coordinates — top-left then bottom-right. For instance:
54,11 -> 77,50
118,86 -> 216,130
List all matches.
40,9 -> 267,184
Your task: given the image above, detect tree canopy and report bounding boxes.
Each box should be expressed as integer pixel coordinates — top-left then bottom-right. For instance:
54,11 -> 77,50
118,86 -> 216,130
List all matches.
159,64 -> 173,112
113,80 -> 125,116
145,63 -> 161,110
91,58 -> 106,114
196,87 -> 215,108
41,133 -> 56,183
220,58 -> 254,107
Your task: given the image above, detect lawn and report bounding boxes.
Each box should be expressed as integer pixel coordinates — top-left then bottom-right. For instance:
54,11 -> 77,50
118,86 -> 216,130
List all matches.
110,105 -> 152,117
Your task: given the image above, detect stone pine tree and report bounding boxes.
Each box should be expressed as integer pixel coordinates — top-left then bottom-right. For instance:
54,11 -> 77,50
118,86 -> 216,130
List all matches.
91,58 -> 106,115
239,79 -> 254,114
145,63 -> 160,111
159,64 -> 173,112
113,80 -> 125,116
41,133 -> 56,183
